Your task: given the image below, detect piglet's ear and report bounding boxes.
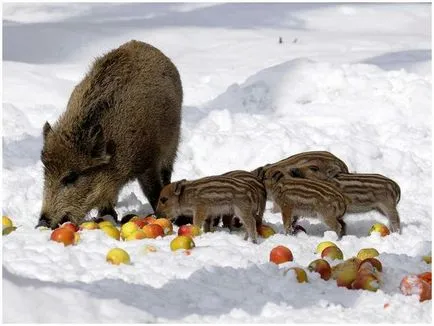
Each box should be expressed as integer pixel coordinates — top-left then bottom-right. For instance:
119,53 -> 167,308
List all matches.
174,179 -> 186,196
43,121 -> 52,141
271,170 -> 284,183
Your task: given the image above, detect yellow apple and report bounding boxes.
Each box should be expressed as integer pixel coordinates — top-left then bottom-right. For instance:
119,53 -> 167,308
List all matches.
357,248 -> 380,261
125,229 -> 146,241
106,248 -> 130,265
100,226 -> 120,240
331,257 -> 361,289
369,223 -> 390,237
120,221 -> 139,239
79,221 -> 99,230
321,246 -> 343,260
170,235 -> 195,251
284,267 -> 308,283
154,218 -> 173,235
74,232 -> 80,244
315,241 -> 337,254
98,220 -> 115,228
2,216 -> 13,228
257,224 -> 275,238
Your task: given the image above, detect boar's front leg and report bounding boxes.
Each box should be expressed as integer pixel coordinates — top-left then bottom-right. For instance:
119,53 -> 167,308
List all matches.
138,167 -> 163,212
98,204 -> 118,223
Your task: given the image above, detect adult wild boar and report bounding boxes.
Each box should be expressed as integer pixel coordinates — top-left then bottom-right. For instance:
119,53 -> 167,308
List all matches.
37,40 -> 182,229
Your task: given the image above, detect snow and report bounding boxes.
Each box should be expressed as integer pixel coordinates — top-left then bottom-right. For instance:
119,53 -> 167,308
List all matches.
2,2 -> 432,323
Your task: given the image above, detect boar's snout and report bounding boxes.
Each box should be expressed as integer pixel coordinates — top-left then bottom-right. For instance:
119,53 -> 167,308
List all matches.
36,212 -> 71,229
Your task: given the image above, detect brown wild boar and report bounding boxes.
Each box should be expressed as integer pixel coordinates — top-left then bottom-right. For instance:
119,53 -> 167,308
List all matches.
263,170 -> 348,238
156,176 -> 263,243
290,168 -> 401,233
38,40 -> 182,229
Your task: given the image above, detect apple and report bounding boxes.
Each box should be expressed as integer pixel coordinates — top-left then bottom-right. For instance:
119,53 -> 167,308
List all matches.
352,273 -> 380,292
106,248 -> 130,265
422,255 -> 431,264
321,246 -> 343,260
257,224 -> 275,238
359,258 -> 383,273
283,267 -> 308,283
418,272 -> 432,285
2,216 -> 13,229
50,227 -> 75,246
2,226 -> 17,236
369,223 -> 390,237
132,218 -> 148,229
142,224 -> 165,239
357,248 -> 380,261
315,241 -> 337,254
308,259 -> 332,281
400,274 -> 432,302
170,235 -> 195,251
60,222 -> 79,233
154,218 -> 173,234
178,224 -> 202,237
125,229 -> 147,241
143,245 -> 158,254
120,213 -> 138,225
143,215 -> 157,225
120,221 -> 139,239
98,220 -> 115,228
293,225 -> 307,234
79,221 -> 99,230
331,257 -> 361,289
74,232 -> 80,244
100,226 -> 120,240
269,245 -> 293,264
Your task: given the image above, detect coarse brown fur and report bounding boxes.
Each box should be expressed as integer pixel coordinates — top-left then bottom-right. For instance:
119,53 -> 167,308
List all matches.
263,170 -> 348,238
156,176 -> 263,243
39,40 -> 182,229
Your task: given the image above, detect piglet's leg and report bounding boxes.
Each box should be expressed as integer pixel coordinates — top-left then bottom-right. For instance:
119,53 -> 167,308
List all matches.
280,204 -> 294,235
193,207 -> 206,232
377,203 -> 401,234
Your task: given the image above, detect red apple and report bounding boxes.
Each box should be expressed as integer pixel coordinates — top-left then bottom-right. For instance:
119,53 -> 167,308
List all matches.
321,246 -> 343,260
153,218 -> 173,234
308,259 -> 332,281
359,258 -> 383,273
143,215 -> 157,225
142,224 -> 165,239
60,222 -> 79,233
418,272 -> 432,286
369,223 -> 390,237
352,273 -> 380,292
400,274 -> 432,302
269,245 -> 293,264
178,224 -> 202,237
133,218 -> 148,229
50,227 -> 75,246
257,224 -> 275,238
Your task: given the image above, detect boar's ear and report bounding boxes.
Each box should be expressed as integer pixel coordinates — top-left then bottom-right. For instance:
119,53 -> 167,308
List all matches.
43,121 -> 52,141
174,179 -> 186,196
88,124 -> 114,164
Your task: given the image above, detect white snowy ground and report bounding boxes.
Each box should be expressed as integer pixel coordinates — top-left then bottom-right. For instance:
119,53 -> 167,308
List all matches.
2,2 -> 432,323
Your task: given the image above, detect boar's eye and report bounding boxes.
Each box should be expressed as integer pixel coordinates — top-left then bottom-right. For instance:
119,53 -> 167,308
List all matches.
62,171 -> 79,186
309,166 -> 319,172
160,197 -> 168,204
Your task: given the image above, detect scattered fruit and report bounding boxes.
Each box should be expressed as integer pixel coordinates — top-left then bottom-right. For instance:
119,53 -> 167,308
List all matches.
74,232 -> 80,244
106,248 -> 130,265
332,257 -> 361,289
143,215 -> 157,225
2,216 -> 13,229
315,241 -> 337,254
132,218 -> 148,229
50,227 -> 75,246
120,221 -> 139,239
357,248 -> 380,261
284,267 -> 308,283
98,220 -> 115,228
400,274 -> 432,302
2,226 -> 17,236
369,223 -> 390,237
352,272 -> 380,292
60,222 -> 79,233
418,272 -> 432,285
125,229 -> 147,241
308,259 -> 332,281
257,224 -> 275,238
269,245 -> 293,264
359,258 -> 383,273
154,218 -> 173,234
422,255 -> 432,264
79,221 -> 99,230
178,224 -> 202,237
321,246 -> 343,260
100,226 -> 120,240
170,235 -> 195,251
142,224 -> 165,239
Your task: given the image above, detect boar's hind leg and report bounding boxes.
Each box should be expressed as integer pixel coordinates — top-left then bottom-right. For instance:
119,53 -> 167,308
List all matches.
138,168 -> 163,212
